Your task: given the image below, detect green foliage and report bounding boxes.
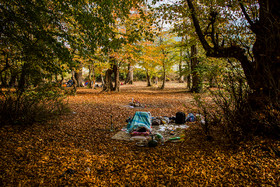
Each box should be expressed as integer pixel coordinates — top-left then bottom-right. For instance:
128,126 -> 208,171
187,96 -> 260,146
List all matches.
1,0 -> 149,91
0,84 -> 70,126
134,68 -> 146,81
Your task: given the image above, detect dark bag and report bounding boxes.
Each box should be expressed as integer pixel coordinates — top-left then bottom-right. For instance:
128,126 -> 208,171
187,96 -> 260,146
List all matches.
175,112 -> 186,124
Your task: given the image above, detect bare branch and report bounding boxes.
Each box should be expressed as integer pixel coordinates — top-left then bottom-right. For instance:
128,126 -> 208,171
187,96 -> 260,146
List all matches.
186,0 -> 211,52
239,0 -> 257,33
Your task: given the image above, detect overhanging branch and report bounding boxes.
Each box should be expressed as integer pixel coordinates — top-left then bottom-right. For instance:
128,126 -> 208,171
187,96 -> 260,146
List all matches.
186,0 -> 255,89
186,0 -> 211,52
239,0 -> 257,33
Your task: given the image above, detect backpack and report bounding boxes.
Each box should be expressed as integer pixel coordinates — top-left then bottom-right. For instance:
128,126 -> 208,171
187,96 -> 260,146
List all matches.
175,112 -> 186,124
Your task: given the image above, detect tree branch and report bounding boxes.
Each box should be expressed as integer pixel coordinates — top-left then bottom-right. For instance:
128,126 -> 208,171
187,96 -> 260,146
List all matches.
239,0 -> 257,33
207,46 -> 255,89
186,0 -> 211,52
186,0 -> 255,89
210,11 -> 218,48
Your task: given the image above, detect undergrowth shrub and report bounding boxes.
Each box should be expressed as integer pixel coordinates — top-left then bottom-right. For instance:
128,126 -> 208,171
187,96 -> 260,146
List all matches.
0,83 -> 70,126
194,61 -> 280,143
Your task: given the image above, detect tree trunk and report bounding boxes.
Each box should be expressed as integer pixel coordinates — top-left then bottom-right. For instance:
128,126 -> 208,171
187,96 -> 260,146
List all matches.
125,64 -> 133,84
71,70 -> 77,93
187,73 -> 191,90
103,68 -> 113,92
101,74 -> 105,86
161,62 -> 166,89
88,64 -> 95,89
179,40 -> 185,83
191,44 -> 202,93
187,0 -> 280,105
146,70 -> 152,87
251,0 -> 280,103
74,71 -> 83,87
113,64 -> 120,92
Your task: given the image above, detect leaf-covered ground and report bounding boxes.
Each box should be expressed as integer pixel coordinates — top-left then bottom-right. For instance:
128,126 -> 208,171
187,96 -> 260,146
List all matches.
0,82 -> 279,186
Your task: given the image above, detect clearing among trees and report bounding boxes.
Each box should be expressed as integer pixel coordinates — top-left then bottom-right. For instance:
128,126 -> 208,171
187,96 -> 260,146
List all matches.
0,82 -> 278,186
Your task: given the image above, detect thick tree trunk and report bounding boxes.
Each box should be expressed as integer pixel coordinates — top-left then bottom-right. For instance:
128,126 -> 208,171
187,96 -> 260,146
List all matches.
146,70 -> 152,87
125,64 -> 133,84
103,56 -> 120,92
113,64 -> 120,92
191,45 -> 202,93
103,68 -> 114,92
74,69 -> 83,87
251,0 -> 280,103
187,0 -> 280,101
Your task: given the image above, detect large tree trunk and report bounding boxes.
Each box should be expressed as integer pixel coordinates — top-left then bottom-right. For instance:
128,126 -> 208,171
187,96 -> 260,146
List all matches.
251,0 -> 280,102
113,64 -> 120,92
103,56 -> 120,92
74,65 -> 84,87
125,64 -> 133,84
187,0 -> 280,106
190,44 -> 202,93
103,68 -> 113,92
146,70 -> 152,87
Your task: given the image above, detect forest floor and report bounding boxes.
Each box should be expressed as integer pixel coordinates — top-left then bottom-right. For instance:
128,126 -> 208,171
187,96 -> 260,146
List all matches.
0,82 -> 279,186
